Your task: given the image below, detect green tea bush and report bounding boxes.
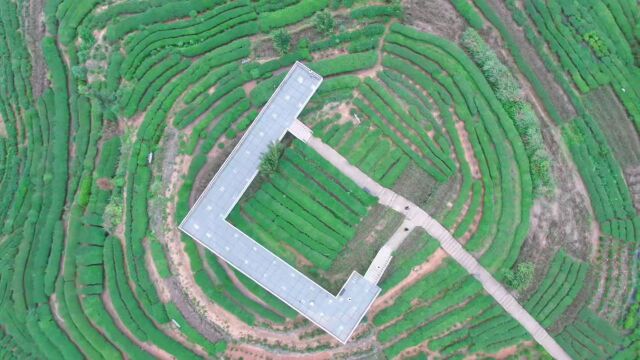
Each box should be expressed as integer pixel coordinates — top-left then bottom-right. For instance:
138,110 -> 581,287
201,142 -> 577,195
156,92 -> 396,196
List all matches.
258,0 -> 329,32
350,5 -> 403,19
450,0 -> 484,29
310,23 -> 385,52
310,51 -> 378,76
106,0 -> 225,41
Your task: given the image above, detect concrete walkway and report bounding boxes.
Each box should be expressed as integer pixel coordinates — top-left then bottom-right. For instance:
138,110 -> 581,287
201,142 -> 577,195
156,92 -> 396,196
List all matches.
384,218 -> 416,251
364,219 -> 415,284
296,124 -> 570,360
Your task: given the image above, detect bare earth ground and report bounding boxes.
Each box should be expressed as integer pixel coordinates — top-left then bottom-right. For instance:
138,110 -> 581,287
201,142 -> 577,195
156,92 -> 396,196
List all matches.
627,166 -> 640,212
0,114 -> 6,137
318,206 -> 404,292
585,86 -> 640,167
24,0 -> 47,98
403,0 -> 467,41
455,121 -> 481,179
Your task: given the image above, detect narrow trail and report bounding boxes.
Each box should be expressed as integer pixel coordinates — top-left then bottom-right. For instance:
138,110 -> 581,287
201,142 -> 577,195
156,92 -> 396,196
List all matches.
292,120 -> 571,360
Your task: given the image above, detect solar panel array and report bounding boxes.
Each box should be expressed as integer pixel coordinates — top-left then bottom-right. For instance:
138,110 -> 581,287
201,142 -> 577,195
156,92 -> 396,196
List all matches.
179,62 -> 381,343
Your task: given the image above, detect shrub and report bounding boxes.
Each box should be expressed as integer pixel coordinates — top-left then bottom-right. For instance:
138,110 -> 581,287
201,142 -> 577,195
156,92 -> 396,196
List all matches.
350,5 -> 403,19
450,0 -> 484,30
272,29 -> 292,54
501,262 -> 534,291
259,142 -> 285,177
106,0 -> 225,41
310,50 -> 377,76
258,0 -> 329,32
313,10 -> 335,35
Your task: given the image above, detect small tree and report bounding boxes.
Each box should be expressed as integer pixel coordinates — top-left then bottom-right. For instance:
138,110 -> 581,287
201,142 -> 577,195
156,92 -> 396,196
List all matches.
314,10 -> 335,35
272,29 -> 291,55
259,142 -> 284,177
502,262 -> 535,291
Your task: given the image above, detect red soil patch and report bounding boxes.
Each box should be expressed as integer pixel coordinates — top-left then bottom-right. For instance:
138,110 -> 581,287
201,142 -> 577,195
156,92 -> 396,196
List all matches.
243,80 -> 257,95
96,178 -> 113,190
370,249 -> 448,317
455,121 -> 480,179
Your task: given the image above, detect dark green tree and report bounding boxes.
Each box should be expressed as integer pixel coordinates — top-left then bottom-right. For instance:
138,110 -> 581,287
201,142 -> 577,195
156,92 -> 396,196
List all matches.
502,262 -> 535,291
259,142 -> 284,177
272,29 -> 291,54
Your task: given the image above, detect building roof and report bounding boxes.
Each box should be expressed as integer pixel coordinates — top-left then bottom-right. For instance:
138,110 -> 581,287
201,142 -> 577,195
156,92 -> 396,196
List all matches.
179,62 -> 380,343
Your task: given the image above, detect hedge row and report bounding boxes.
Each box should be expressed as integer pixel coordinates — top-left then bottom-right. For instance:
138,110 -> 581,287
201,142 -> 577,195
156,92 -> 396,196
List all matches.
361,77 -> 454,176
285,147 -> 372,216
374,261 -> 467,326
165,303 -> 227,356
309,23 -> 385,52
379,235 -> 441,292
450,0 -> 484,30
104,237 -> 193,357
319,118 -> 410,188
383,296 -> 494,358
204,253 -> 286,323
525,251 -> 588,328
557,308 -> 622,359
310,51 -> 378,76
241,198 -> 335,269
460,28 -> 553,196
387,24 -> 532,271
563,115 -> 638,242
232,141 -> 376,268
122,1 -> 252,64
353,97 -> 448,182
106,0 -> 225,41
378,278 -> 482,343
257,0 -> 328,32
350,5 -> 403,19
183,63 -> 235,105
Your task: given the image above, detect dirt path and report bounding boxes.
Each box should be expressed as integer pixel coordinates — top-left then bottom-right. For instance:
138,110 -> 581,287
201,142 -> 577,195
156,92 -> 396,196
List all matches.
369,249 -> 448,316
23,0 -> 47,99
0,114 -> 6,137
101,291 -> 171,359
226,338 -> 377,360
455,121 -> 480,179
49,295 -> 87,358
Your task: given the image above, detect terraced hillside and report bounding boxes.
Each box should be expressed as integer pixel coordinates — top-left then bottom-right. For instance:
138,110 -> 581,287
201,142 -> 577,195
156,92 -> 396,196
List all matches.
0,0 -> 639,359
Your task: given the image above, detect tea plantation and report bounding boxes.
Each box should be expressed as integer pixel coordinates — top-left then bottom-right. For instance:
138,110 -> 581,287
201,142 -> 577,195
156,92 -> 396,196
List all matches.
0,0 -> 639,358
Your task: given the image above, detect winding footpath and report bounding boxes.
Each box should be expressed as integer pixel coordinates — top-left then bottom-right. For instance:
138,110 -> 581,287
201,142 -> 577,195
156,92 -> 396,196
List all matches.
291,120 -> 571,360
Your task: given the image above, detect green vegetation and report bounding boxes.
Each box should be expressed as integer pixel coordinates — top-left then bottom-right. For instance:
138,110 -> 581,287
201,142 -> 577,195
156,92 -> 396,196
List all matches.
271,29 -> 292,54
2,0 -> 639,358
502,262 -> 534,291
230,140 -> 377,270
313,10 -> 335,35
461,28 -> 553,196
524,251 -> 588,328
259,142 -> 285,177
557,308 -> 622,359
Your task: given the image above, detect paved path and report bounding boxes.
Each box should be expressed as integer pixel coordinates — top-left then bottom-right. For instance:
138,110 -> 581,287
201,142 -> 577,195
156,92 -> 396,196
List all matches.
364,219 -> 415,284
384,218 -> 416,251
297,125 -> 570,360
